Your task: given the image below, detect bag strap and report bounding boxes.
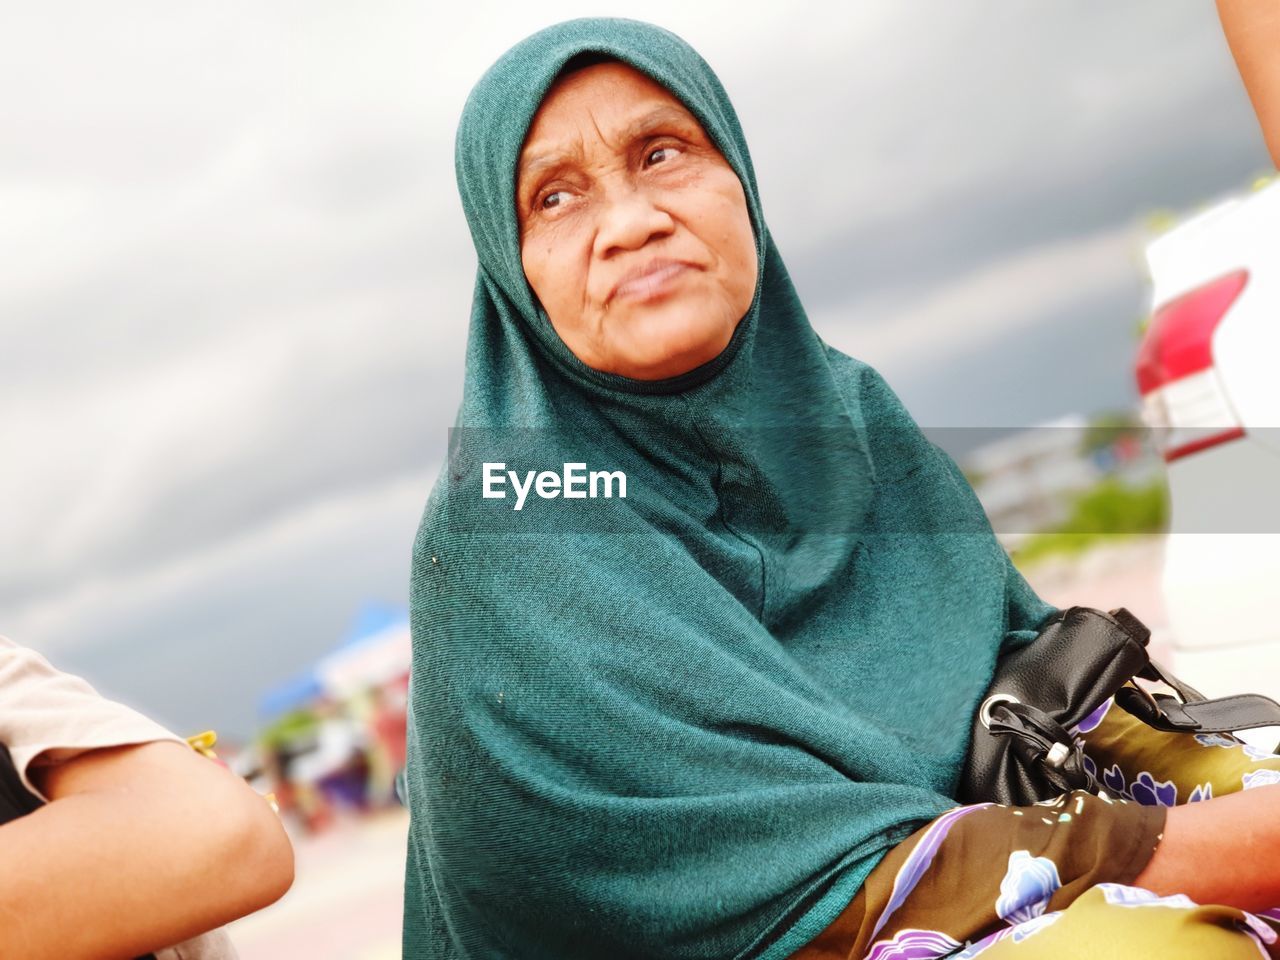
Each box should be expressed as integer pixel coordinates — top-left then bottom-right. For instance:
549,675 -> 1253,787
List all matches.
1107,606 -> 1152,647
1116,686 -> 1280,734
1110,622 -> 1280,736
1136,656 -> 1207,704
1115,671 -> 1280,735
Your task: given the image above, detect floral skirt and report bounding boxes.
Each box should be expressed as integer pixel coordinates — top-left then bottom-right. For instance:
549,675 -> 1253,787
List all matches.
792,684 -> 1280,959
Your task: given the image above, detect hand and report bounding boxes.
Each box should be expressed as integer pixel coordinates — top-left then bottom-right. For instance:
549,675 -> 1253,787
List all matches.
1132,781 -> 1280,913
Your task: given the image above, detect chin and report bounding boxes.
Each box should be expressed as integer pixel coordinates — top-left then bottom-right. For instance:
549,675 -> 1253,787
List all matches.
610,304 -> 734,379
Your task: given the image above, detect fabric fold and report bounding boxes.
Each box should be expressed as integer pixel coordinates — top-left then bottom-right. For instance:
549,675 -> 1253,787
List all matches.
404,16 -> 1059,959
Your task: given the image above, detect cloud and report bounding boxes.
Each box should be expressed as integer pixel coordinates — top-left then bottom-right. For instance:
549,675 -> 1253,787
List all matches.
1,1 -> 1272,737
8,465 -> 440,737
814,219 -> 1147,371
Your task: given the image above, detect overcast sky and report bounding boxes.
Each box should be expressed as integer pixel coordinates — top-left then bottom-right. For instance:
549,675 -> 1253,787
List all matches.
1,1 -> 1271,737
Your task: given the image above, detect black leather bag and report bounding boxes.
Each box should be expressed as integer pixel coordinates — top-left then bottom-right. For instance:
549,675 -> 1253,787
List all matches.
959,605 -> 1280,806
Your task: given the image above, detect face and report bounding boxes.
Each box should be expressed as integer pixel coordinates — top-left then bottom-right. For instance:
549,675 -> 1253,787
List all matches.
516,61 -> 758,380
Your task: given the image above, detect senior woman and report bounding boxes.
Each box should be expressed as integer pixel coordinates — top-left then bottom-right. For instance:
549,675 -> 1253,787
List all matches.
404,18 -> 1280,960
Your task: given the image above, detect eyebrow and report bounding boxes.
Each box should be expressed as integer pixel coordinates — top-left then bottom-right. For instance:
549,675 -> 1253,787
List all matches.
516,105 -> 703,187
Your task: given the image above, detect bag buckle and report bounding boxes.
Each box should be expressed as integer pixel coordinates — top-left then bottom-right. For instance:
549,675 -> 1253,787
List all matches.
979,693 -> 1021,730
1126,680 -> 1162,716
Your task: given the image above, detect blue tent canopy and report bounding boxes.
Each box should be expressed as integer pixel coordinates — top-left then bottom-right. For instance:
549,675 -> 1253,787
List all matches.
258,670 -> 325,719
336,600 -> 408,650
256,600 -> 409,719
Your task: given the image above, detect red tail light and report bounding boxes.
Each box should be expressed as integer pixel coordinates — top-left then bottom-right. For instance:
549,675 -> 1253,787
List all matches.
1136,270 -> 1249,462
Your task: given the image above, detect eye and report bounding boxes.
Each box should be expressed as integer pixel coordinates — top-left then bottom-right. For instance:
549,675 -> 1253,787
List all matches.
644,143 -> 682,167
539,189 -> 566,210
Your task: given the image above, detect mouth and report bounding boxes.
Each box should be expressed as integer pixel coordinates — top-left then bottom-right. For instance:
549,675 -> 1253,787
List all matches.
608,259 -> 696,306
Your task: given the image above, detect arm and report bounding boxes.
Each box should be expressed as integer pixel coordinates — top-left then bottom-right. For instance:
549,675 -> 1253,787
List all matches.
1217,0 -> 1280,167
1133,782 -> 1280,912
0,740 -> 293,960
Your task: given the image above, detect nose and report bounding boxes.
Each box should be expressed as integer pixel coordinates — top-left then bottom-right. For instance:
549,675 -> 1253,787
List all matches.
593,181 -> 675,260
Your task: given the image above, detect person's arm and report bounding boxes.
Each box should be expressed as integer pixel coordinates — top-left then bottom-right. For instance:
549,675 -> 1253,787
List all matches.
1217,0 -> 1280,167
0,739 -> 294,960
1132,782 -> 1280,912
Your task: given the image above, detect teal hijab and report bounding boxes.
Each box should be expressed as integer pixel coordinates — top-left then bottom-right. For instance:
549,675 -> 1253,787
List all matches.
404,17 -> 1057,959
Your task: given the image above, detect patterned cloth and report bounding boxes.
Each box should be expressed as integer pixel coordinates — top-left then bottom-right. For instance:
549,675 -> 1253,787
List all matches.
793,686 -> 1280,958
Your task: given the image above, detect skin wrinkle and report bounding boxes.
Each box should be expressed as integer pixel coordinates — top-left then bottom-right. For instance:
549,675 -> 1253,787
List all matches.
516,105 -> 701,204
516,61 -> 757,381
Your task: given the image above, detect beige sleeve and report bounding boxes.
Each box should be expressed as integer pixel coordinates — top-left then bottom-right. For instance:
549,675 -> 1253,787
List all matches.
156,927 -> 241,960
0,633 -> 185,802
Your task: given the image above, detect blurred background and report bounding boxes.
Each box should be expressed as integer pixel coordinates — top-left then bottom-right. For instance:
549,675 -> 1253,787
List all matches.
2,2 -> 1275,957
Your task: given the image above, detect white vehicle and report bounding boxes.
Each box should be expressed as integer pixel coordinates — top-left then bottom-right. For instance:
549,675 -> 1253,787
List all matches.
1136,177 -> 1280,747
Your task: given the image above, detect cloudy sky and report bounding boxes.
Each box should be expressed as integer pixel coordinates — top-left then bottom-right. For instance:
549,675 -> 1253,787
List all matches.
1,1 -> 1271,737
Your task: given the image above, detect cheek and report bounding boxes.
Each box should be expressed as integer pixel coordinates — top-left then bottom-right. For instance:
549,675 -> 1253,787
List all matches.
689,175 -> 752,261
728,207 -> 756,269
706,190 -> 757,289
521,229 -> 591,328
521,239 -> 564,306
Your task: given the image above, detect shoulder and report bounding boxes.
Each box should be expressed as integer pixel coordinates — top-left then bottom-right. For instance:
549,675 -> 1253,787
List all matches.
818,343 -> 937,481
819,344 -> 912,422
0,633 -> 183,800
819,345 -> 992,532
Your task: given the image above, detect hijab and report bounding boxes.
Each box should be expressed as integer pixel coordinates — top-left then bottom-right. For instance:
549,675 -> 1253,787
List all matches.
403,17 -> 1058,959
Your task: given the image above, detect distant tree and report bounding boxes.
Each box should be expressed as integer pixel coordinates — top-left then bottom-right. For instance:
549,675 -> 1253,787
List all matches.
1079,411 -> 1145,459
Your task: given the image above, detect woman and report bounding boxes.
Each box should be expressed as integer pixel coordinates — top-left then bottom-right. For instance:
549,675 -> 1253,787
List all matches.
0,633 -> 294,959
404,18 -> 1280,959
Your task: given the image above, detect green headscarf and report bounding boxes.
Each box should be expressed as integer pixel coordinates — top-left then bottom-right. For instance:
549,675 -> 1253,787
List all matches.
404,16 -> 1057,959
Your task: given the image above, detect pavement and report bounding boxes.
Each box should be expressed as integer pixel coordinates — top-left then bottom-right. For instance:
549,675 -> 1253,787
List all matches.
1019,536 -> 1173,660
225,807 -> 409,960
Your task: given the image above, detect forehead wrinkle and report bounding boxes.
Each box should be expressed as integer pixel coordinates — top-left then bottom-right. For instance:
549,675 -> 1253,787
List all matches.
518,143 -> 583,186
518,102 -> 701,185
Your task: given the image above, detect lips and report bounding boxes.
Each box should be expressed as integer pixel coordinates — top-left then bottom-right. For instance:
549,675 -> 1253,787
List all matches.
608,259 -> 695,304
